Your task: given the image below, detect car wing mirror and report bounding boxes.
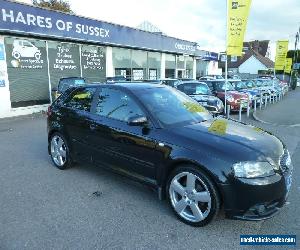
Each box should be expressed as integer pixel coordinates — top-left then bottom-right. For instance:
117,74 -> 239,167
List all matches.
51,86 -> 58,92
127,115 -> 148,126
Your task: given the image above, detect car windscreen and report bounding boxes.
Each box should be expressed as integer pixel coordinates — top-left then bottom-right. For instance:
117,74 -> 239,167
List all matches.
177,82 -> 212,95
254,80 -> 263,87
215,81 -> 235,91
58,78 -> 86,92
234,81 -> 248,90
137,87 -> 212,127
245,81 -> 255,88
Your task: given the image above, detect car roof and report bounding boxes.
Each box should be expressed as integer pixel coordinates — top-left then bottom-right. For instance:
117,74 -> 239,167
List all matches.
60,77 -> 85,80
85,82 -> 167,90
178,80 -> 207,85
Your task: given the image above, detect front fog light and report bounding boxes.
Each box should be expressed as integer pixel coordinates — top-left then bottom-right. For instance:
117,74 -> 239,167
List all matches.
233,161 -> 275,178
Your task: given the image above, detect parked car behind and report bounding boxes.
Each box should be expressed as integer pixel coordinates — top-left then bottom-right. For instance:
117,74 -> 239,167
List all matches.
47,83 -> 292,227
106,75 -> 127,83
51,77 -> 86,101
229,80 -> 260,104
176,81 -> 224,115
199,75 -> 224,81
160,79 -> 182,88
203,80 -> 249,111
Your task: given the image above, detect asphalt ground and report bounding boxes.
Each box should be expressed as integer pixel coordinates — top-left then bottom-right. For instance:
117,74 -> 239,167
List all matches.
253,88 -> 300,126
0,104 -> 299,249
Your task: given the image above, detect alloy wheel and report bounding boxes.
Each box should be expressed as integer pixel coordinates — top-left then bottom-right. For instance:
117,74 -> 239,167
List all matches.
50,135 -> 67,167
169,172 -> 212,223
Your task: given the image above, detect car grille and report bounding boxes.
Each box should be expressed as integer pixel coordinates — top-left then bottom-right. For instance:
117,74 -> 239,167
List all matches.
205,106 -> 217,112
279,149 -> 291,172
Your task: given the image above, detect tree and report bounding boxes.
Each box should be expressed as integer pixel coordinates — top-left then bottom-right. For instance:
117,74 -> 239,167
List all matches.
32,0 -> 73,14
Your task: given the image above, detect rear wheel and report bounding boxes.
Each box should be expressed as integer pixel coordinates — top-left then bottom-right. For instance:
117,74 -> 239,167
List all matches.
167,165 -> 220,226
49,133 -> 72,170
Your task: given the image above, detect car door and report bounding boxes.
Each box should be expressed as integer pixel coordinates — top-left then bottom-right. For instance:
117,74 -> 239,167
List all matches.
61,86 -> 98,162
87,86 -> 163,182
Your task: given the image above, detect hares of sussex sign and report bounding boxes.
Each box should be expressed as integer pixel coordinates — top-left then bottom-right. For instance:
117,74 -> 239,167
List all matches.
0,0 -> 197,55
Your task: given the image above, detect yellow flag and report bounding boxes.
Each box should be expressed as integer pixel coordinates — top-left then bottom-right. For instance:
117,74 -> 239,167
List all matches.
284,58 -> 292,73
227,0 -> 252,56
274,40 -> 289,70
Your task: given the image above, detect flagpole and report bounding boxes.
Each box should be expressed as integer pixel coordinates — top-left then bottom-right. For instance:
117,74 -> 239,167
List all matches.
224,0 -> 228,115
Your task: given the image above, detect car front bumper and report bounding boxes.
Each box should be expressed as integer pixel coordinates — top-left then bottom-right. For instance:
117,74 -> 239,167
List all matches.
219,168 -> 292,221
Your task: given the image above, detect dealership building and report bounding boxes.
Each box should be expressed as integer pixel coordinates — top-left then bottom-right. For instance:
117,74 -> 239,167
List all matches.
0,0 -> 218,118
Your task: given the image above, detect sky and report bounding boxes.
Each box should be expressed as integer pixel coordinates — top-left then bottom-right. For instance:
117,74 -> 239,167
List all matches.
18,0 -> 300,60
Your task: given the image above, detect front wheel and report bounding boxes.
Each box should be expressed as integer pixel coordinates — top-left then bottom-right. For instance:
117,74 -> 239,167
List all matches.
167,165 -> 220,226
49,132 -> 72,170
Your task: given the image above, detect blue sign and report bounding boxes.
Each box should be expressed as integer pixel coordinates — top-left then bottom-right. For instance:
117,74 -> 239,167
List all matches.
0,0 -> 196,55
201,52 -> 219,61
0,79 -> 5,87
0,44 -> 4,60
293,63 -> 300,70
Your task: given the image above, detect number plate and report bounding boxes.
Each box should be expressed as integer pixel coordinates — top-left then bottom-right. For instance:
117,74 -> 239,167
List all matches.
241,102 -> 248,108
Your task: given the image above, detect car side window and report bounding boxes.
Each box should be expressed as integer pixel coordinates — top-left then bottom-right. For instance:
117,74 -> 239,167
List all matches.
96,88 -> 144,122
64,88 -> 96,112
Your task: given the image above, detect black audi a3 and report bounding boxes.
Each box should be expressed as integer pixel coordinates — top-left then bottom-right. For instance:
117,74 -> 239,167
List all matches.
47,83 -> 292,227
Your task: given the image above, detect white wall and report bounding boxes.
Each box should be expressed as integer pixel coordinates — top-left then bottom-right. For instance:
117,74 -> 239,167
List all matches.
207,61 -> 221,75
0,36 -> 12,118
239,55 -> 268,74
106,46 -> 113,77
192,58 -> 196,79
160,53 -> 165,79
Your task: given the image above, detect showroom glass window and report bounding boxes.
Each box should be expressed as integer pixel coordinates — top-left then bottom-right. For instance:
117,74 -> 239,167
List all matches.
96,88 -> 144,122
165,54 -> 176,78
81,44 -> 106,83
112,48 -> 132,80
131,50 -> 147,80
48,41 -> 81,90
4,37 -> 50,108
148,52 -> 161,80
65,87 -> 96,112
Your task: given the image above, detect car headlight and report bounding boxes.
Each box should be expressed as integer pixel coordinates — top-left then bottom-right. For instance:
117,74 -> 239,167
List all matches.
226,94 -> 234,102
217,99 -> 224,108
233,161 -> 275,178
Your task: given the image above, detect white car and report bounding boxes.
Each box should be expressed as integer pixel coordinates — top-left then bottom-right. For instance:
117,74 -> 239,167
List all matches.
12,40 -> 41,60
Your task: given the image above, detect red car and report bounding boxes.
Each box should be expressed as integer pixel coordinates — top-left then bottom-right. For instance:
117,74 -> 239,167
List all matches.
203,80 -> 249,111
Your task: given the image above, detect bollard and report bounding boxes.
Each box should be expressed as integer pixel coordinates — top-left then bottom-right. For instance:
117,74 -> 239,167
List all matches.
247,100 -> 250,117
226,105 -> 230,119
254,99 -> 257,112
238,102 -> 242,122
260,95 -> 262,110
264,96 -> 267,108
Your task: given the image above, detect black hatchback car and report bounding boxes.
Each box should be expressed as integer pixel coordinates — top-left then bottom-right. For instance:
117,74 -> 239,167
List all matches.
47,83 -> 292,226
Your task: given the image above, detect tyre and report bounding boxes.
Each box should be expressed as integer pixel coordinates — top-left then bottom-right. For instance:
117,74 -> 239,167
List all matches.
167,165 -> 220,227
49,132 -> 72,170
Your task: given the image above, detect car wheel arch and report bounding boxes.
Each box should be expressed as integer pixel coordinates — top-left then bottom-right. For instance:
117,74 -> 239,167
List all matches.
160,159 -> 223,205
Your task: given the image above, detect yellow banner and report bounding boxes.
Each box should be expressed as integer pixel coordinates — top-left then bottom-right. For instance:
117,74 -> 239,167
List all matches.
227,0 -> 252,56
284,58 -> 292,73
274,40 -> 289,70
